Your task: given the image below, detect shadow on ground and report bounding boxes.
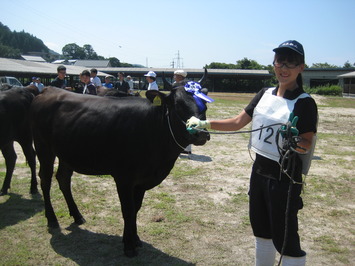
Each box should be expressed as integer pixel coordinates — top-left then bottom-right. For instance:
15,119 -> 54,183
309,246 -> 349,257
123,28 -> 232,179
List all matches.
179,153 -> 212,162
0,192 -> 43,230
50,224 -> 194,265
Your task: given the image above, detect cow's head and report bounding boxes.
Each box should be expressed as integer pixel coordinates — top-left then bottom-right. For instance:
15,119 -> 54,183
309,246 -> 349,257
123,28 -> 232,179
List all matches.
146,82 -> 212,148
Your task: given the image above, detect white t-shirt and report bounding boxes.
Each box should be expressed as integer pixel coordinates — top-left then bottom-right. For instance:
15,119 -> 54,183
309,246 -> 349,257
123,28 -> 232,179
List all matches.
147,81 -> 158,91
90,76 -> 102,87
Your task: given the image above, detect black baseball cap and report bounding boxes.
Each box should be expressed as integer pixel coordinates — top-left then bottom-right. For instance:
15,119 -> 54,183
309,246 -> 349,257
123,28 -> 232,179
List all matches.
273,40 -> 304,57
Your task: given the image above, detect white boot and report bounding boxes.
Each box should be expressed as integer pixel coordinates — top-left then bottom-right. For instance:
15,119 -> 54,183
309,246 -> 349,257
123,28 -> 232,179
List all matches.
255,237 -> 276,266
281,255 -> 306,266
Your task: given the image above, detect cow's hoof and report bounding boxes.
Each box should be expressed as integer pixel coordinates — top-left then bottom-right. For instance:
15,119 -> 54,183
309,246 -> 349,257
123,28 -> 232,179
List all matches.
30,188 -> 39,195
124,248 -> 138,258
48,220 -> 60,228
74,217 -> 86,225
0,190 -> 8,196
136,239 -> 143,247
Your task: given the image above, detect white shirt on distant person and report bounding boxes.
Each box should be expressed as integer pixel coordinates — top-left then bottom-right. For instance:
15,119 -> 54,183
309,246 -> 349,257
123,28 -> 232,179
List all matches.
148,81 -> 158,90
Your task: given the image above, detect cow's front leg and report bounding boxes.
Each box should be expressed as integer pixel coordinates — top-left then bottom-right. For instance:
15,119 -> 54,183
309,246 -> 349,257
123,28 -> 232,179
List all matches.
115,179 -> 138,257
38,154 -> 58,228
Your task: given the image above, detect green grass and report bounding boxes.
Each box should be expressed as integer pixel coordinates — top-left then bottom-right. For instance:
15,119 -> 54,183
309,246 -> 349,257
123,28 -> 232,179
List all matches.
314,235 -> 350,255
169,163 -> 202,180
318,96 -> 355,108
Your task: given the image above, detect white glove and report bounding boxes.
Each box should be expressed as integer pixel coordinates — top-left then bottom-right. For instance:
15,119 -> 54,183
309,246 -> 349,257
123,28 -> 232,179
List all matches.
186,116 -> 211,129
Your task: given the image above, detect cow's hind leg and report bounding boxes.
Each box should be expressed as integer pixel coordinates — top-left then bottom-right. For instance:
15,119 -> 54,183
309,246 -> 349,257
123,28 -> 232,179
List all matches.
133,187 -> 146,248
56,160 -> 85,225
0,142 -> 17,196
20,142 -> 38,194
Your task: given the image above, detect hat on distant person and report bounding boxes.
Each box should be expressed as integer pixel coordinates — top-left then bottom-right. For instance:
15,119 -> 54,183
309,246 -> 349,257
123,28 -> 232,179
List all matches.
32,76 -> 37,80
174,70 -> 187,77
144,71 -> 156,78
273,40 -> 304,57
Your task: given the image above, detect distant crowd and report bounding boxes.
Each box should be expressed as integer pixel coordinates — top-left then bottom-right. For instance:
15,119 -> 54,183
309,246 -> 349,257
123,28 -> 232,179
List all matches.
33,65 -> 171,96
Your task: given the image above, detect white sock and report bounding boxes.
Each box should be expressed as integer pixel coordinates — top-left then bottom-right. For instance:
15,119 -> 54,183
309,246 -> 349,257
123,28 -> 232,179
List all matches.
281,255 -> 306,266
255,237 -> 276,266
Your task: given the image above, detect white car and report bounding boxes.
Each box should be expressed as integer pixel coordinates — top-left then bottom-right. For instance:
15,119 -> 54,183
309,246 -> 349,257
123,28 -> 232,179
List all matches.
0,76 -> 23,90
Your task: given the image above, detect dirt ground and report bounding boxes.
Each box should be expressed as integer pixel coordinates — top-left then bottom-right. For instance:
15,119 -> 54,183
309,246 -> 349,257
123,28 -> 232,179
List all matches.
0,94 -> 354,265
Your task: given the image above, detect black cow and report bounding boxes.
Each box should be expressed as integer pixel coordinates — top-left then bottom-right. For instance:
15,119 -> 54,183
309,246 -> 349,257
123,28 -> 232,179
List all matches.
0,87 -> 38,195
97,87 -> 141,97
30,86 -> 209,257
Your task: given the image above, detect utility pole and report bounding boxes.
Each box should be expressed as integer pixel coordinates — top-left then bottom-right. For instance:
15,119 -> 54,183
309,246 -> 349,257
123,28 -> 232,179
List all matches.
176,50 -> 183,68
172,50 -> 183,69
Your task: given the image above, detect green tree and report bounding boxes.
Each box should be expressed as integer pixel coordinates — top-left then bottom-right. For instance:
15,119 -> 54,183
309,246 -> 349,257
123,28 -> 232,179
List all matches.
0,43 -> 21,58
343,61 -> 355,68
109,57 -> 121,67
311,62 -> 339,68
0,22 -> 48,58
205,62 -> 237,69
62,43 -> 85,59
236,57 -> 264,69
83,44 -> 98,59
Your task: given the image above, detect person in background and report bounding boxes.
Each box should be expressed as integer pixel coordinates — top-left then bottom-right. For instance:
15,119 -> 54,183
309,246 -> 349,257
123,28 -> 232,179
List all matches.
50,65 -> 71,90
90,68 -> 102,88
30,76 -> 38,87
102,75 -> 113,89
80,70 -> 97,95
144,71 -> 158,90
173,69 -> 187,87
187,40 -> 318,266
114,72 -> 130,94
36,77 -> 44,92
173,70 -> 191,155
126,75 -> 134,94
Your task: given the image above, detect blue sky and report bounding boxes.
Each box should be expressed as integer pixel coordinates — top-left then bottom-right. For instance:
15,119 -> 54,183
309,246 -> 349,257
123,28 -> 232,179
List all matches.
2,0 -> 354,68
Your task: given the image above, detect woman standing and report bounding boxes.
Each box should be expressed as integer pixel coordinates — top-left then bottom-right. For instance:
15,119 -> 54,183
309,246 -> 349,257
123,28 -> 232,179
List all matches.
187,40 -> 318,266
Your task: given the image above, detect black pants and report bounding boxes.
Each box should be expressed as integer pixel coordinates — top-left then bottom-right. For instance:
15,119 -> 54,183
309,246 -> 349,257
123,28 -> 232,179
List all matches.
249,169 -> 306,257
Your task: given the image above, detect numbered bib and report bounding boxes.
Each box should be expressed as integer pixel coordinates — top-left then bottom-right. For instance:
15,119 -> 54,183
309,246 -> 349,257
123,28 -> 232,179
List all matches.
250,88 -> 309,162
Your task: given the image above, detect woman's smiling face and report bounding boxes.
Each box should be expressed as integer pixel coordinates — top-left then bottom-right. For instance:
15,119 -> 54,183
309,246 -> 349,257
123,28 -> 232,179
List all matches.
273,54 -> 305,89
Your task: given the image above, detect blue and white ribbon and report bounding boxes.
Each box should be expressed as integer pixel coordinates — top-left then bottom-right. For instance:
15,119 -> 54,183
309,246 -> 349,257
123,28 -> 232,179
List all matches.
184,81 -> 214,112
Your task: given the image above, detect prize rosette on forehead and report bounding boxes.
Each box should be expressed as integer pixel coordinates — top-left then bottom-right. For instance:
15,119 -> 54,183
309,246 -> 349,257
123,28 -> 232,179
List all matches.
184,81 -> 214,112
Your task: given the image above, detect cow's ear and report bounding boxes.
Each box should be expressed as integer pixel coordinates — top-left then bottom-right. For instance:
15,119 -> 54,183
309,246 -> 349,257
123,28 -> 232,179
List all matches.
146,90 -> 167,106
